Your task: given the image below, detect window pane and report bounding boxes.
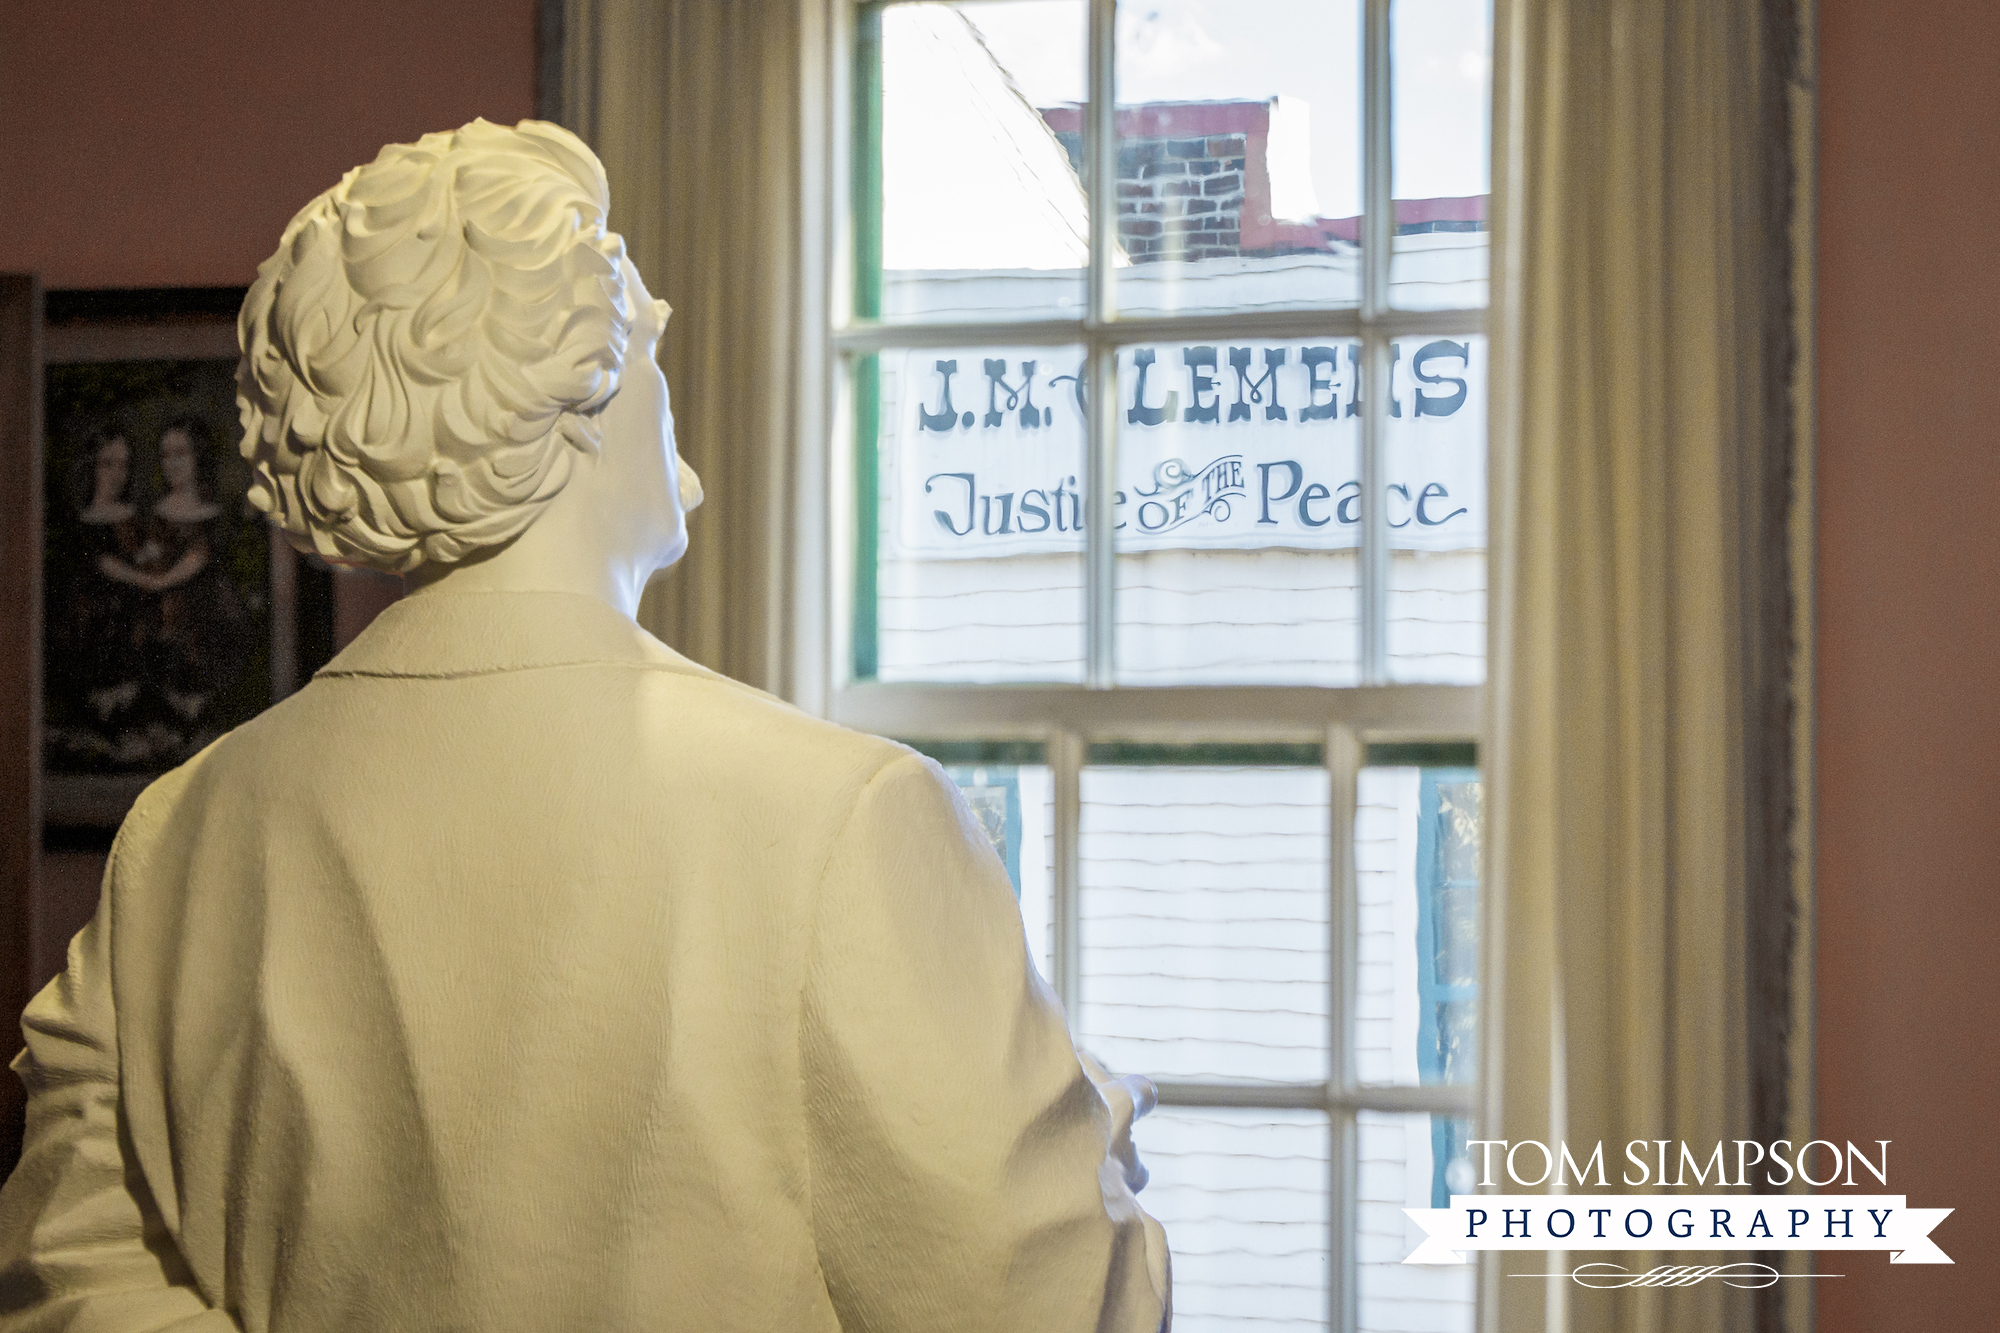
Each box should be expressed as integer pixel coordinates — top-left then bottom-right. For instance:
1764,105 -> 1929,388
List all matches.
1389,0 -> 1492,310
857,346 -> 1086,681
1079,757 -> 1330,1082
1112,0 -> 1363,318
1356,1111 -> 1476,1333
1138,1106 -> 1330,1333
1353,755 -> 1480,1088
1386,333 -> 1486,683
863,1 -> 1089,324
1113,341 -> 1361,684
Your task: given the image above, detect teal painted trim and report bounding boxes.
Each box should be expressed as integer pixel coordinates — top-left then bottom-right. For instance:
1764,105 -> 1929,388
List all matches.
1085,741 -> 1324,768
901,739 -> 1049,767
1001,770 -> 1021,891
850,7 -> 885,680
853,5 -> 884,323
1366,741 -> 1478,768
1415,766 -> 1480,1208
1413,766 -> 1480,1083
852,353 -> 880,680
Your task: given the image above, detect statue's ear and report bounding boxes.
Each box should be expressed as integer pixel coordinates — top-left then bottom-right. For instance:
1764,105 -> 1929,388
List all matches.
677,460 -> 704,513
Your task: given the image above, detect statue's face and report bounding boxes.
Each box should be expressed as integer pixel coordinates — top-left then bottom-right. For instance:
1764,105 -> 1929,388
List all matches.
595,259 -> 702,575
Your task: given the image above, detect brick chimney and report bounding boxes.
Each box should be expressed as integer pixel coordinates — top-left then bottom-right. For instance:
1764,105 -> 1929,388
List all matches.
1040,100 -> 1485,264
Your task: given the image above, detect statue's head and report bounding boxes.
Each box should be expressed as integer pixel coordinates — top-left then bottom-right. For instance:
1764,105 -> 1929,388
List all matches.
238,119 -> 668,574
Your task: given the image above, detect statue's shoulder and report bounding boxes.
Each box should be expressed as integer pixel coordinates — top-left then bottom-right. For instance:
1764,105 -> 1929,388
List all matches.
647,664 -> 912,780
621,626 -> 908,773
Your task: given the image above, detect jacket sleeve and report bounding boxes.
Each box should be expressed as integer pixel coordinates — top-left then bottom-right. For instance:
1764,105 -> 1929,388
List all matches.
0,872 -> 235,1332
801,752 -> 1170,1333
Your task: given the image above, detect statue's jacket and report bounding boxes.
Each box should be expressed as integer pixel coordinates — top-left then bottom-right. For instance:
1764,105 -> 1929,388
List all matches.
0,590 -> 1170,1332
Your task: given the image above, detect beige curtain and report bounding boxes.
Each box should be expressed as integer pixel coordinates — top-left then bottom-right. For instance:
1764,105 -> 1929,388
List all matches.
1485,2 -> 1801,1331
549,0 -> 820,698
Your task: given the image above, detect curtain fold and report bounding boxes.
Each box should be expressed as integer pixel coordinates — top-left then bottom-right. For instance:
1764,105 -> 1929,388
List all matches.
548,0 -> 806,693
1486,2 -> 1799,1331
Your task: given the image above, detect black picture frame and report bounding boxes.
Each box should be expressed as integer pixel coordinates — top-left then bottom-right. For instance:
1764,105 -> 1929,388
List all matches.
39,289 -> 334,835
1,273 -> 43,1174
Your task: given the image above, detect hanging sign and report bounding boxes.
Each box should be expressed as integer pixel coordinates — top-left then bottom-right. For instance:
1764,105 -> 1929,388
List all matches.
879,338 -> 1487,561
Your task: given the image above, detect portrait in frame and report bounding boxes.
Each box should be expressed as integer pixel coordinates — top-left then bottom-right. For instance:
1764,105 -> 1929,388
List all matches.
40,290 -> 333,830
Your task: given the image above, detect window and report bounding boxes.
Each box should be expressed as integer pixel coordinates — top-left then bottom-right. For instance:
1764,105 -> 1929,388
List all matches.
824,2 -> 1490,1328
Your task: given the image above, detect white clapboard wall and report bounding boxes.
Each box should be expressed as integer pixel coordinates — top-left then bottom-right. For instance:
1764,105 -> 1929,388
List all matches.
876,547 -> 1485,686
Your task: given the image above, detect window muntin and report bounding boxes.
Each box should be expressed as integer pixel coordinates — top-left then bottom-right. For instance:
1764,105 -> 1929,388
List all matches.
834,2 -> 1491,1328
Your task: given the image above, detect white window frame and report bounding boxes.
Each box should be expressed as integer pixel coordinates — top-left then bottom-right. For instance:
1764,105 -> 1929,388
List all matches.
802,2 -> 1488,1327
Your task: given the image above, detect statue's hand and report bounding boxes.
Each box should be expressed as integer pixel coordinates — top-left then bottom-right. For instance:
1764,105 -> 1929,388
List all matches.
1080,1053 -> 1158,1194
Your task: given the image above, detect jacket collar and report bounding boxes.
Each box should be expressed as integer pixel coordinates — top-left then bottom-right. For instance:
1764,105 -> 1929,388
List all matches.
316,590 -> 715,681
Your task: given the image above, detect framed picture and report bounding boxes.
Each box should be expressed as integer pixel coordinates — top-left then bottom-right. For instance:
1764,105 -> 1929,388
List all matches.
40,289 -> 333,831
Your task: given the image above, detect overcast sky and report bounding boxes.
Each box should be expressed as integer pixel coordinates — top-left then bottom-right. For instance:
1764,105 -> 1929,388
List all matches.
955,0 -> 1491,217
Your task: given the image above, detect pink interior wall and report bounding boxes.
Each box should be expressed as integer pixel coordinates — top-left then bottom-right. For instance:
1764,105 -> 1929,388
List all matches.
0,0 -> 538,289
1815,0 -> 2000,1322
1,0 -> 524,988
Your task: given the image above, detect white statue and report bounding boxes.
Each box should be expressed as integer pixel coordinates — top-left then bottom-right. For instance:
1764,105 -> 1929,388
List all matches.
0,120 -> 1168,1332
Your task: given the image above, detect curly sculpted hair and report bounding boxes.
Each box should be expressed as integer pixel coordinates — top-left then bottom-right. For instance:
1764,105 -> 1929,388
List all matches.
237,119 -> 633,572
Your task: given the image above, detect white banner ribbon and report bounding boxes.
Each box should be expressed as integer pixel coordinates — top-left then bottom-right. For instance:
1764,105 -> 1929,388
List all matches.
1402,1196 -> 1953,1265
